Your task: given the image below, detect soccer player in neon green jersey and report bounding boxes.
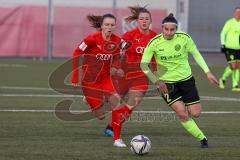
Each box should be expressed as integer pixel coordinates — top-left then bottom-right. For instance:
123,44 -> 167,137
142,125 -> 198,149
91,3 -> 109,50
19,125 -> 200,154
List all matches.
219,7 -> 240,91
141,13 -> 219,148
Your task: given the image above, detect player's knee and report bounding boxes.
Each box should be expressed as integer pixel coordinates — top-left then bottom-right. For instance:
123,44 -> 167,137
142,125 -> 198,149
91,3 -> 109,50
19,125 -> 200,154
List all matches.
97,115 -> 105,120
188,105 -> 202,118
230,64 -> 238,70
126,101 -> 138,109
177,112 -> 189,122
126,96 -> 143,109
125,104 -> 135,110
109,94 -> 121,109
191,111 -> 201,118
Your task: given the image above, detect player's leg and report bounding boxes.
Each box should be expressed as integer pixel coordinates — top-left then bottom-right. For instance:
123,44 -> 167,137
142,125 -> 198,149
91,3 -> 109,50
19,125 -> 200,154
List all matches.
112,90 -> 144,147
111,75 -> 128,98
224,49 -> 240,91
230,62 -> 239,91
82,84 -> 106,120
180,77 -> 208,148
170,101 -> 208,148
111,77 -> 148,147
187,103 -> 202,118
171,101 -> 207,143
104,92 -> 122,137
219,49 -> 235,89
84,96 -> 105,120
102,78 -> 122,137
231,57 -> 240,91
219,65 -> 232,89
162,81 -> 206,147
235,51 -> 240,91
235,60 -> 240,91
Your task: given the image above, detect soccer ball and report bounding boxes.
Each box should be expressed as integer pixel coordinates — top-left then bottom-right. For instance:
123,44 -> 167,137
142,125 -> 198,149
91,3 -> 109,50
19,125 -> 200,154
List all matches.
130,135 -> 151,155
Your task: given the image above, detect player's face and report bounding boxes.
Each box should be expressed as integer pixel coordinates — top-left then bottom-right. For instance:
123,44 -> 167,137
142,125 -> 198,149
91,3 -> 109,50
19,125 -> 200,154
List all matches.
162,23 -> 177,40
101,17 -> 116,38
137,12 -> 151,31
234,8 -> 240,20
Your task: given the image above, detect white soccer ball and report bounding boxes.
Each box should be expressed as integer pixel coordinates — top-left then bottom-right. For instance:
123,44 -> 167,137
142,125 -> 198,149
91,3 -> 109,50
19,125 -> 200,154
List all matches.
130,135 -> 151,155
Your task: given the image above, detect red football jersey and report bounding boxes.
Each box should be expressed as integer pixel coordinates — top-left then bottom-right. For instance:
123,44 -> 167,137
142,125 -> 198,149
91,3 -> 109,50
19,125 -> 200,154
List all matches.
71,31 -> 121,84
121,28 -> 157,79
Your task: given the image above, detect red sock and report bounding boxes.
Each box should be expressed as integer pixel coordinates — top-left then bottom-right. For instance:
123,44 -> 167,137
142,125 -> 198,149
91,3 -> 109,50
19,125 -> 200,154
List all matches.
112,106 -> 132,141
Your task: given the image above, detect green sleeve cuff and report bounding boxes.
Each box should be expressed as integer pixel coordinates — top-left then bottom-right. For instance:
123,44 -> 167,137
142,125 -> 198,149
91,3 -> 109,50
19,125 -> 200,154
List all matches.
191,49 -> 210,73
140,62 -> 158,84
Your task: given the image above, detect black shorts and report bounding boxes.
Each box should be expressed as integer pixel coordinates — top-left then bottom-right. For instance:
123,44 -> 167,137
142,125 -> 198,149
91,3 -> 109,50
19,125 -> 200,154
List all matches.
224,48 -> 240,62
161,76 -> 200,106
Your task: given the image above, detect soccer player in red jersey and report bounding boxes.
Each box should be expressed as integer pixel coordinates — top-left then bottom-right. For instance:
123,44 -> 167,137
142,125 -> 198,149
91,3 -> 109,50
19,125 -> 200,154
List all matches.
71,14 -> 123,127
111,6 -> 157,147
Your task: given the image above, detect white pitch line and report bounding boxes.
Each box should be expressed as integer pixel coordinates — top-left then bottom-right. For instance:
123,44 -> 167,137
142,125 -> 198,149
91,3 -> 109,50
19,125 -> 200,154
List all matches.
0,109 -> 240,114
0,86 -> 239,102
145,96 -> 240,102
0,64 -> 27,68
0,86 -> 52,90
0,86 -> 73,91
0,94 -> 82,98
0,93 -> 239,102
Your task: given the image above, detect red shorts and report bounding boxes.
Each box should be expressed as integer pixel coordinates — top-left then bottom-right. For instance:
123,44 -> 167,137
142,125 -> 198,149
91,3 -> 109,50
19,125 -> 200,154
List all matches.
81,77 -> 116,110
113,74 -> 149,96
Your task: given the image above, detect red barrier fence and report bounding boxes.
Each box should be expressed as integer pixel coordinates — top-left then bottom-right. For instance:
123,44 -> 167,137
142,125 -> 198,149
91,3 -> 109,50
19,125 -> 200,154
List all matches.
0,6 -> 166,58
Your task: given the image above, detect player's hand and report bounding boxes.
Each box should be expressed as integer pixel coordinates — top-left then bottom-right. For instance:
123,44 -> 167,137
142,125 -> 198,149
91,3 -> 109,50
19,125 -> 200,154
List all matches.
120,41 -> 132,51
155,80 -> 168,94
110,67 -> 118,76
206,72 -> 219,86
71,82 -> 79,87
221,45 -> 226,53
116,69 -> 125,77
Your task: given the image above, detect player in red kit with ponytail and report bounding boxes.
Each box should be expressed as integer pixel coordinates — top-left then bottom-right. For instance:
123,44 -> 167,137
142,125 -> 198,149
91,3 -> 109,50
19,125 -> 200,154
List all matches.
111,6 -> 157,147
71,14 -> 123,131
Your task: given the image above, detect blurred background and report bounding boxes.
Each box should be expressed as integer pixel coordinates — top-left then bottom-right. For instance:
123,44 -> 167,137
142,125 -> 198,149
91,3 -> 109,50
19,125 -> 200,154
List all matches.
0,0 -> 239,59
0,1 -> 240,160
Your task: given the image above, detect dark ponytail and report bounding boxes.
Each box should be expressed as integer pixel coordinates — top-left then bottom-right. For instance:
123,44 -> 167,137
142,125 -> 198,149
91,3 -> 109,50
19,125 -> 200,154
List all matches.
87,13 -> 116,30
87,15 -> 102,30
125,5 -> 151,23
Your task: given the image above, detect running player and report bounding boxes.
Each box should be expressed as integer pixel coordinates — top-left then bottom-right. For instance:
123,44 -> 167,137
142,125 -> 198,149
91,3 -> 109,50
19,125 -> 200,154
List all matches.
71,14 -> 122,126
111,6 -> 157,147
219,7 -> 240,91
141,13 -> 219,148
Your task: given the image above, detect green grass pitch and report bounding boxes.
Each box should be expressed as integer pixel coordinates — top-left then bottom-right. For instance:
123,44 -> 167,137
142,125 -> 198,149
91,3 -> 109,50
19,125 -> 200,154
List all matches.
0,58 -> 239,160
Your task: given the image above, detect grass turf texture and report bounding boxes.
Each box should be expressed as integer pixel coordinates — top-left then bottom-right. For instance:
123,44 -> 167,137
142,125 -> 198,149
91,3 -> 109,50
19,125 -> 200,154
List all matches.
0,58 -> 239,160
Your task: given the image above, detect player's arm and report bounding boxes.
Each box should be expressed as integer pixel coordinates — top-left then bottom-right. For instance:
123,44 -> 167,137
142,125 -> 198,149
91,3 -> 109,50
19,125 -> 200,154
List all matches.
188,38 -> 219,85
150,57 -> 157,73
140,43 -> 158,84
71,39 -> 91,86
111,40 -> 128,77
220,21 -> 230,52
71,47 -> 84,86
220,21 -> 230,46
141,44 -> 168,94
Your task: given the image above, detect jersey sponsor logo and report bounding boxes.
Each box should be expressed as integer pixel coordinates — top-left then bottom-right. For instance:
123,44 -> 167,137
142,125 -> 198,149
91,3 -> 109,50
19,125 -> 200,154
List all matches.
79,41 -> 87,51
97,45 -> 101,50
160,54 -> 182,60
96,54 -> 112,60
136,46 -> 145,54
174,44 -> 181,51
160,56 -> 167,60
135,38 -> 140,42
103,42 -> 117,52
